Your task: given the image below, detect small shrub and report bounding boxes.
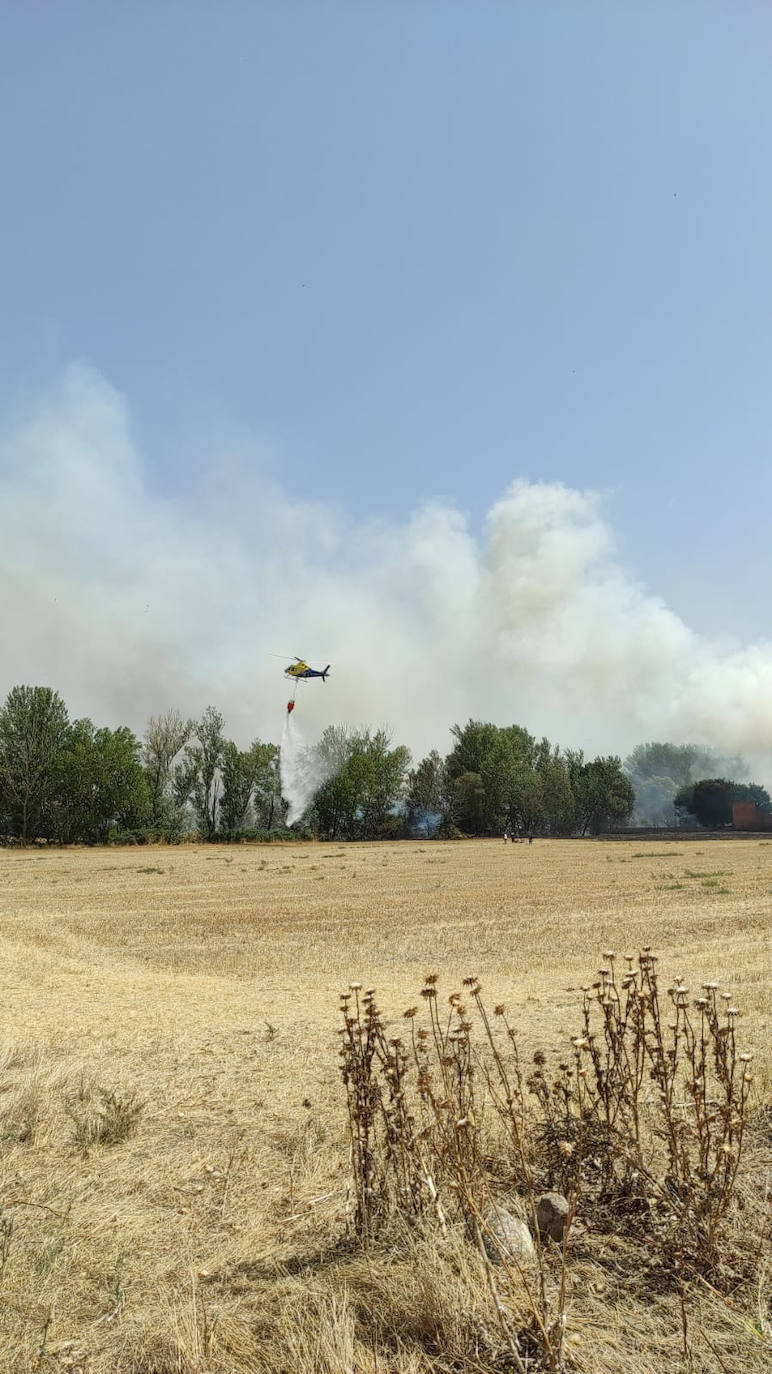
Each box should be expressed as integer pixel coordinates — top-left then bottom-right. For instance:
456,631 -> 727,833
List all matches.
435,820 -> 464,840
105,828 -> 148,846
68,1087 -> 144,1153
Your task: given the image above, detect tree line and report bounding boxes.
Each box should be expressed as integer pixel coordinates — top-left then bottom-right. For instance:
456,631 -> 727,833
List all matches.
0,688 -> 282,845
1,684 -> 767,845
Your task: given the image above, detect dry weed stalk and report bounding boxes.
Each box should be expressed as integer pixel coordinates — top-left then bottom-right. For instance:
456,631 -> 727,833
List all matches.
338,950 -> 757,1371
569,949 -> 754,1263
338,984 -> 427,1242
66,1085 -> 145,1154
339,975 -> 576,1371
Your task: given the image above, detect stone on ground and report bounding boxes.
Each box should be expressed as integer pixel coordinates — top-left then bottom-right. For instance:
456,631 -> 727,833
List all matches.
481,1205 -> 535,1263
536,1191 -> 570,1242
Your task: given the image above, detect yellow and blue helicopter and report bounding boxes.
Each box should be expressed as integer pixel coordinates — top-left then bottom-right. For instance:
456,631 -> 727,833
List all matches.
278,657 -> 330,713
284,657 -> 330,682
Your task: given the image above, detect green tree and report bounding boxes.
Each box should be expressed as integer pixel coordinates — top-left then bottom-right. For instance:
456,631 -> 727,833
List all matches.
312,725 -> 358,839
142,709 -> 192,835
219,738 -> 280,836
253,743 -> 283,829
508,763 -> 546,836
624,742 -> 749,827
445,721 -> 504,781
736,782 -> 772,811
359,731 -> 411,838
572,755 -> 634,835
311,727 -> 410,839
0,686 -> 70,840
184,707 -> 225,840
406,750 -> 447,834
54,721 -> 149,843
677,778 -> 771,828
171,754 -> 198,833
451,771 -> 487,834
673,782 -> 695,817
536,742 -> 575,835
690,778 -> 733,828
445,720 -> 537,834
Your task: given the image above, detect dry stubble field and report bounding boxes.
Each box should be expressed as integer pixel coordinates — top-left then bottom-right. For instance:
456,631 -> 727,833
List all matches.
0,837 -> 770,1373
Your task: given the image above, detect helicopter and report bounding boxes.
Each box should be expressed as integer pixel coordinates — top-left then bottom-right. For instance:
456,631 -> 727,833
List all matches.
269,654 -> 331,715
284,658 -> 330,682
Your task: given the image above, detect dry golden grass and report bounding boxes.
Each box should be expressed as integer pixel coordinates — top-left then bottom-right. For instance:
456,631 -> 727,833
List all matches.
0,837 -> 769,1372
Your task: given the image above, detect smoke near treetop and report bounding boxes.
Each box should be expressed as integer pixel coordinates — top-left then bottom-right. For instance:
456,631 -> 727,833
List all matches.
2,365 -> 772,777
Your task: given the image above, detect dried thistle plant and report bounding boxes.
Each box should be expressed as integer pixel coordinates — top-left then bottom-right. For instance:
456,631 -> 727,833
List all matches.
338,949 -> 757,1371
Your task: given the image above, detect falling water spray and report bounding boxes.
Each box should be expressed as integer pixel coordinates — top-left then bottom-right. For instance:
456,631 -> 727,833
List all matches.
279,714 -> 333,825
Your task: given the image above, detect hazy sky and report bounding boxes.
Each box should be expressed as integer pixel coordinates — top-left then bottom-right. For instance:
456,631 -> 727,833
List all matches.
2,3 -> 772,756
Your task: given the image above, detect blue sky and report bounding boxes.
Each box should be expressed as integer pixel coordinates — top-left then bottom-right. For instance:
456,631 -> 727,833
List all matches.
2,2 -> 772,756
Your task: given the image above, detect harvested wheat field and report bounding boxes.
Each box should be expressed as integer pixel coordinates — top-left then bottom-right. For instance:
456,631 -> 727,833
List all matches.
0,837 -> 770,1373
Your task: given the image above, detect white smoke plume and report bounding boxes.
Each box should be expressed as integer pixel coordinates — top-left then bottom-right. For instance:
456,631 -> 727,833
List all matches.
2,364 -> 772,780
280,714 -> 334,825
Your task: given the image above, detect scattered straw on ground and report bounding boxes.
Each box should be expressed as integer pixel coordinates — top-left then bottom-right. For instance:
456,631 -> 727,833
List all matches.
0,837 -> 769,1371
